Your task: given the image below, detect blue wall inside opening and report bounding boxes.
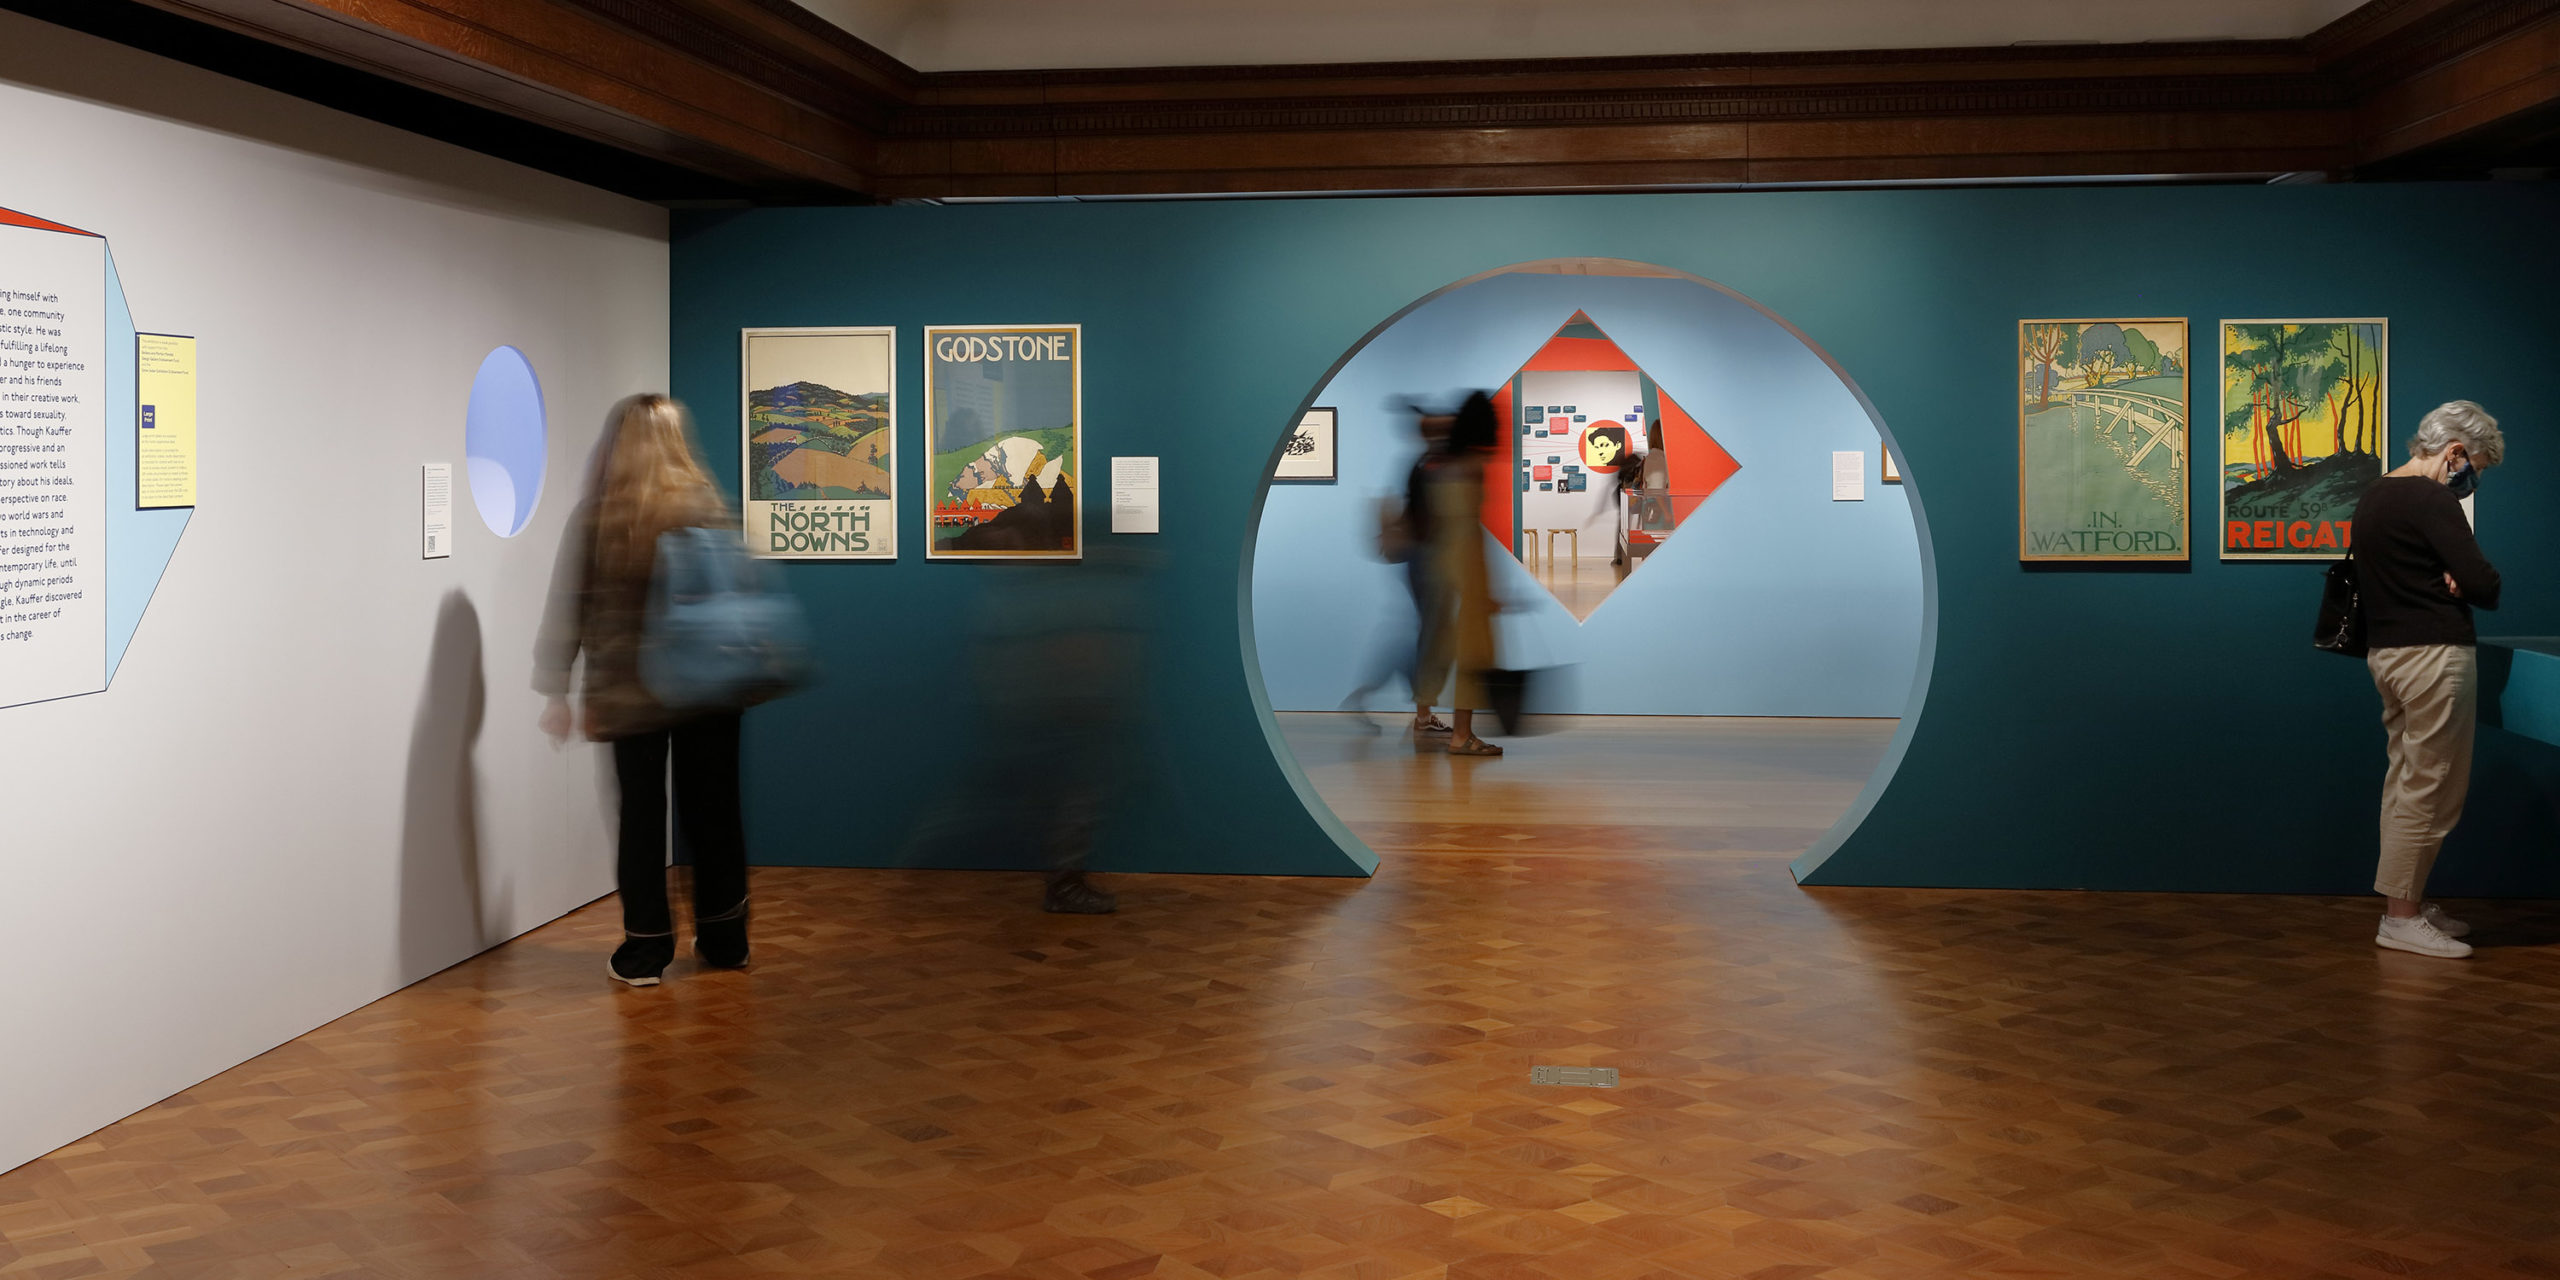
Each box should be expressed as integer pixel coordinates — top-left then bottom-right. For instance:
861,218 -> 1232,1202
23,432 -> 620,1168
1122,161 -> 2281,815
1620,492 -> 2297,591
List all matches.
1251,269 -> 1924,718
673,182 -> 2560,892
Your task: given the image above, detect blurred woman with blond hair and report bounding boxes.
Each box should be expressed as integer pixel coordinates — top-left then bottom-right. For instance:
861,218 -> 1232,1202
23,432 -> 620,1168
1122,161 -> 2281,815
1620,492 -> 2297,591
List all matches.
536,394 -> 753,986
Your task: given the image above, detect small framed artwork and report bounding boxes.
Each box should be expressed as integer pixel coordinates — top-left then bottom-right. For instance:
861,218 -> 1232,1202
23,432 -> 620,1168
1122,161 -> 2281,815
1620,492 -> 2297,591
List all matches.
1882,450 -> 1902,484
1276,407 -> 1337,482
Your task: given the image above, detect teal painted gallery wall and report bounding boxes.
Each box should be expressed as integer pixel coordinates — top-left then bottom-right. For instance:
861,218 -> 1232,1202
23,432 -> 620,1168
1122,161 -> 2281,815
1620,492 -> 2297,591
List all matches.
672,183 -> 2560,891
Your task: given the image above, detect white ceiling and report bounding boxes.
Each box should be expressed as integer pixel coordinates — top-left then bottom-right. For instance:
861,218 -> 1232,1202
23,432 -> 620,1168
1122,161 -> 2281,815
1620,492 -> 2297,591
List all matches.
793,0 -> 2369,73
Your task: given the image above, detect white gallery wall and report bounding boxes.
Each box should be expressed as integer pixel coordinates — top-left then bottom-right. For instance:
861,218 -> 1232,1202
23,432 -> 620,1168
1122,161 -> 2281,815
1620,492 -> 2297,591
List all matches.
0,13 -> 668,1173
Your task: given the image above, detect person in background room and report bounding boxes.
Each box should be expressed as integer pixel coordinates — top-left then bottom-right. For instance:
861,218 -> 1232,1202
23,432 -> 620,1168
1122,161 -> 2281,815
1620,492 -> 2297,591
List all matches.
2351,399 -> 2504,959
1415,391 -> 1502,757
536,394 -> 753,986
1613,419 -> 1668,575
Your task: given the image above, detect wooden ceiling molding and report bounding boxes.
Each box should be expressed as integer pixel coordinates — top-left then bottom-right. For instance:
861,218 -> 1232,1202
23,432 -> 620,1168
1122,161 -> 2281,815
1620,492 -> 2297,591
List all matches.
87,0 -> 2560,199
121,0 -> 885,193
2331,0 -> 2560,164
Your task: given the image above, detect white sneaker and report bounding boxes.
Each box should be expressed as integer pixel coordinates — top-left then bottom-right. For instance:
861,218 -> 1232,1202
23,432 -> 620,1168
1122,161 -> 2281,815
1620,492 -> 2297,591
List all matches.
2377,914 -> 2472,958
2420,903 -> 2471,938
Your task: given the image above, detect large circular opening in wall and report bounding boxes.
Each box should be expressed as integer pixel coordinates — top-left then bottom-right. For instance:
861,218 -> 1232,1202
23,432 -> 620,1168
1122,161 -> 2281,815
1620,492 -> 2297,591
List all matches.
1245,258 -> 1934,873
465,345 -> 547,538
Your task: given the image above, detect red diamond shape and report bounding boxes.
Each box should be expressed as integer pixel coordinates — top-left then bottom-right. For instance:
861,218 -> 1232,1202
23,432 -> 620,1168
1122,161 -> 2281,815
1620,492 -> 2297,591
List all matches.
1478,311 -> 1741,567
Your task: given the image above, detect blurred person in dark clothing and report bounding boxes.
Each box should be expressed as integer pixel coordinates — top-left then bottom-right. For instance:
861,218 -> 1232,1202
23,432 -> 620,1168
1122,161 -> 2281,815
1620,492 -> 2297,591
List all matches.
536,394 -> 753,986
971,542 -> 1154,913
1343,406 -> 1451,735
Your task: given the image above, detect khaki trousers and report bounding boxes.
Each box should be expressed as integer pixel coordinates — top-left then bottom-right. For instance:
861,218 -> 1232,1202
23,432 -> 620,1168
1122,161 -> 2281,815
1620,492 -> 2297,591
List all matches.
2367,644 -> 2477,901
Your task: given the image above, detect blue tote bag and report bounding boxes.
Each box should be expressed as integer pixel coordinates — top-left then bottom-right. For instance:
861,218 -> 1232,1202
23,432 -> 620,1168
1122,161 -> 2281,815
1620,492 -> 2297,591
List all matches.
638,526 -> 814,711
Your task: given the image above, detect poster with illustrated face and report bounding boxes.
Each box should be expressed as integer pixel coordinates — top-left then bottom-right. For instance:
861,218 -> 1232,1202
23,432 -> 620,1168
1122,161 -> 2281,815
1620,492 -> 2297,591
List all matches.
926,325 -> 1082,560
742,327 -> 896,559
1579,421 -> 1632,472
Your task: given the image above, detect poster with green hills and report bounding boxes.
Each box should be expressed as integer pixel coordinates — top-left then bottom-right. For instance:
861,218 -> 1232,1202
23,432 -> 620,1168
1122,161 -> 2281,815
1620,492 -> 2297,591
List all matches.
742,327 -> 896,559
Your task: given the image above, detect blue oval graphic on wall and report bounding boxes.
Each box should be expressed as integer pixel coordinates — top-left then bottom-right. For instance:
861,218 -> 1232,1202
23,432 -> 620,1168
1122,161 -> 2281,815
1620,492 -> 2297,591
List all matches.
464,346 -> 546,537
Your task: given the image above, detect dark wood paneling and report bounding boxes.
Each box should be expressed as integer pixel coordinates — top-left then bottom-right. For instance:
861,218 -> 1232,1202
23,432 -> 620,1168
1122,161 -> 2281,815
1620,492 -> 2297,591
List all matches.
876,39 -> 2361,195
36,0 -> 2560,198
2356,9 -> 2560,162
122,0 -> 882,192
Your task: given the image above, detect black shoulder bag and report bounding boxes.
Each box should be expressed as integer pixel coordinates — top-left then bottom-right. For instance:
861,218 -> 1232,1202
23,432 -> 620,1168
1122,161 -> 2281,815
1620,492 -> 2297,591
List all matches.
2313,551 -> 2367,658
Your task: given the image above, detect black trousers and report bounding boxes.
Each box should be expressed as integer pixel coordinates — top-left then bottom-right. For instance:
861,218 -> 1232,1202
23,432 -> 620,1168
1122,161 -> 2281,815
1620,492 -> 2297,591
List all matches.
610,711 -> 747,938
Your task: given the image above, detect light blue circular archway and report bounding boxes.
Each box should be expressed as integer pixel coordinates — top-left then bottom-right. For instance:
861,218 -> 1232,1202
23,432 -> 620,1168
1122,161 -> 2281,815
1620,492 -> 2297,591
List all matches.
1237,258 -> 1941,880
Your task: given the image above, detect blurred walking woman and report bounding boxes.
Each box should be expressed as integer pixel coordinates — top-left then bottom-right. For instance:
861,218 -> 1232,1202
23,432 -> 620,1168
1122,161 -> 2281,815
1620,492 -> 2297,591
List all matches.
2352,400 -> 2504,959
1416,391 -> 1502,757
536,394 -> 752,986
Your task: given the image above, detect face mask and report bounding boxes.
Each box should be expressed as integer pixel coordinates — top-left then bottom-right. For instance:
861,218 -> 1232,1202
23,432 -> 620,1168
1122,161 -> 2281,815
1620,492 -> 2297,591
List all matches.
2447,456 -> 2477,500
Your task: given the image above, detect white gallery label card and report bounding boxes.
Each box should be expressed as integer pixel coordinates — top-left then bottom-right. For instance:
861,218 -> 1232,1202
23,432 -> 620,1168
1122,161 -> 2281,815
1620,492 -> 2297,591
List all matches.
1111,456 -> 1159,534
0,223 -> 107,709
1832,451 -> 1865,502
422,463 -> 452,559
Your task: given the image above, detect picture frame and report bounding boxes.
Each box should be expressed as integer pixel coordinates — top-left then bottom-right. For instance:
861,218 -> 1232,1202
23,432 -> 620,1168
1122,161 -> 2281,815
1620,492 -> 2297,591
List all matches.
741,326 -> 897,560
2017,318 -> 2191,561
2217,318 -> 2388,561
1274,407 -> 1337,482
925,324 -> 1083,561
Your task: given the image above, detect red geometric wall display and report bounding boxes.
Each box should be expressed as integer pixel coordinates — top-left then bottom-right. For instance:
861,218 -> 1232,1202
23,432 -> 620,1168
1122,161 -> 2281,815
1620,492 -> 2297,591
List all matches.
1482,312 -> 1741,610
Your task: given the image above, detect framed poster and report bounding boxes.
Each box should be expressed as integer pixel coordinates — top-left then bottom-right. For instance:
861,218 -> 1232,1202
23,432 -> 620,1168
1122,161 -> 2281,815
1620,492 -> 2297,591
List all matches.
926,325 -> 1081,560
742,326 -> 896,559
1275,407 -> 1336,481
2219,319 -> 2387,560
2017,319 -> 2190,561
1881,449 -> 1901,485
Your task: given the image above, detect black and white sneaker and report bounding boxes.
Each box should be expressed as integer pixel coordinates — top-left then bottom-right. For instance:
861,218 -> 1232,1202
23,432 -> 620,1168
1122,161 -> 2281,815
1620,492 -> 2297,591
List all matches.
610,934 -> 676,986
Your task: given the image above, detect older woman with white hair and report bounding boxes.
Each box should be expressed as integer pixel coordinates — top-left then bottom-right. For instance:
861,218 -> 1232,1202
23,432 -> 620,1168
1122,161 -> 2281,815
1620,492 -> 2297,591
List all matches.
2349,400 -> 2505,958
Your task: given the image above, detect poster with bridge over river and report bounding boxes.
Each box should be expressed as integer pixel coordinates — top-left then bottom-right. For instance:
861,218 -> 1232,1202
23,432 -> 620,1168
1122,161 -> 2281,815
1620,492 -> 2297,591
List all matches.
2018,319 -> 2190,562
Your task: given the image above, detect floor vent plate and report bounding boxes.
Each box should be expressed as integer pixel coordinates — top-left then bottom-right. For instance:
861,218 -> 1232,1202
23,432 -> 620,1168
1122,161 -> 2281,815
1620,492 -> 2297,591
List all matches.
1530,1065 -> 1619,1088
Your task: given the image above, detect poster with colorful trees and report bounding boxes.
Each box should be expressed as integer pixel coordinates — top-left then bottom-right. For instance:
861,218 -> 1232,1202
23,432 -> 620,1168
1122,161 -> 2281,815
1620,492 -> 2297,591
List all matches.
2218,320 -> 2387,560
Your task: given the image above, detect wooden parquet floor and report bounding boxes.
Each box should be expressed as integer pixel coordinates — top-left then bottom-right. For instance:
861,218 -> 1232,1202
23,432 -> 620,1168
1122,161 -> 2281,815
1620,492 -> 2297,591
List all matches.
1278,713 -> 1898,858
8,717 -> 2560,1278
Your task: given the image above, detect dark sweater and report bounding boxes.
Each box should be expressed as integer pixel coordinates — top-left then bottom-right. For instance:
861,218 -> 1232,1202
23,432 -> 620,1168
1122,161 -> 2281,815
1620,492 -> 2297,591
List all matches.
2349,475 -> 2500,649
